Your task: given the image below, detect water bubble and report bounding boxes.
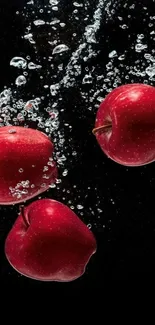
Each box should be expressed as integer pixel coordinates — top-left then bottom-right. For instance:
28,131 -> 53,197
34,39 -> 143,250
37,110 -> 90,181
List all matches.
43,166 -> 49,172
84,25 -> 96,43
41,183 -> 46,188
28,62 -> 42,70
42,174 -> 50,179
15,75 -> 27,86
24,99 -> 39,112
17,113 -> 24,121
49,0 -> 59,5
52,44 -> 69,54
56,178 -> 62,184
145,65 -> 155,77
62,169 -> 68,176
10,57 -> 27,69
60,23 -> 66,27
50,18 -> 60,25
21,189 -> 28,194
108,50 -> 117,58
8,129 -> 16,134
52,6 -> 58,11
50,83 -> 60,96
118,54 -> 125,60
33,20 -> 45,26
77,204 -> 84,210
21,180 -> 30,188
82,74 -> 93,84
49,183 -> 56,188
135,43 -> 148,52
73,2 -> 83,7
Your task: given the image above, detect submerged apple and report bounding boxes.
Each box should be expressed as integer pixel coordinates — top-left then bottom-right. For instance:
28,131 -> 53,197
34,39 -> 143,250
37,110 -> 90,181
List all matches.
5,199 -> 97,282
93,83 -> 155,166
0,126 -> 57,204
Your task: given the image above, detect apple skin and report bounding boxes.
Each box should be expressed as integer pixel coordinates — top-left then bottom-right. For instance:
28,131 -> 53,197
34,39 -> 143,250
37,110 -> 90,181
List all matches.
93,83 -> 155,166
5,199 -> 97,282
0,126 -> 57,205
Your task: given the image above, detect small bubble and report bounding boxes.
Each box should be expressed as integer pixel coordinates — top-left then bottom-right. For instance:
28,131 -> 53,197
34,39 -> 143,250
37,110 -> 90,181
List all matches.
9,129 -> 16,134
41,183 -> 46,188
56,178 -> 62,184
19,168 -> 24,173
22,189 -> 28,194
43,166 -> 49,172
15,75 -> 27,86
49,183 -> 56,188
77,204 -> 84,210
62,169 -> 68,176
42,174 -> 49,179
47,161 -> 54,166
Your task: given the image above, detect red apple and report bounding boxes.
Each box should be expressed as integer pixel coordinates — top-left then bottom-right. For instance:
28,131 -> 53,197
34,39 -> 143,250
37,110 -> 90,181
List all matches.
5,199 -> 97,282
0,126 -> 57,204
93,83 -> 155,166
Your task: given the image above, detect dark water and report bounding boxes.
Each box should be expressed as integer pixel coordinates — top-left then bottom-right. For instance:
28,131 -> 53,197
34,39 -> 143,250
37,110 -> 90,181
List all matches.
0,0 -> 155,292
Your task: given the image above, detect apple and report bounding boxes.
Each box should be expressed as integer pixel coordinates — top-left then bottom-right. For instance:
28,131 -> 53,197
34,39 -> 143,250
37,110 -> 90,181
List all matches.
5,199 -> 97,282
0,126 -> 57,204
93,83 -> 155,166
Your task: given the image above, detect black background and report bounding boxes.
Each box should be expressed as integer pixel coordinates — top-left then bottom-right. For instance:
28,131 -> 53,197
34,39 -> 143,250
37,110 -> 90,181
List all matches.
0,0 -> 155,293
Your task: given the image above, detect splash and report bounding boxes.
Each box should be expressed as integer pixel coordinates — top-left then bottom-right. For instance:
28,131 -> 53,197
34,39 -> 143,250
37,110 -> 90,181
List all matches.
0,0 -> 154,228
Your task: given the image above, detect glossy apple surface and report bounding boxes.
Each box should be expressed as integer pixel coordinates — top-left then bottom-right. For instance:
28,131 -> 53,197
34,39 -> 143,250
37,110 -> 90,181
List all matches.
5,199 -> 97,282
93,83 -> 155,166
0,126 -> 57,204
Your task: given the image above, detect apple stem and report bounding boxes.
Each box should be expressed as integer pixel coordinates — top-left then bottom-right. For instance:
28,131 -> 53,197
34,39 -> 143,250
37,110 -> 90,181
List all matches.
19,205 -> 30,228
92,124 -> 112,135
